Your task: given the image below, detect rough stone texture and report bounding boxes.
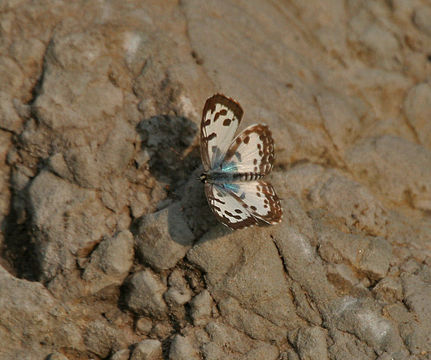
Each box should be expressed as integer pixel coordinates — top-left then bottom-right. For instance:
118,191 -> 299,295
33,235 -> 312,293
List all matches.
164,269 -> 192,306
404,83 -> 431,149
0,131 -> 11,236
135,202 -> 195,271
135,317 -> 153,335
83,319 -> 119,358
110,349 -> 130,360
1,0 -> 431,359
0,265 -> 82,359
125,270 -> 168,320
190,290 -> 213,326
83,230 -> 134,294
400,263 -> 431,355
169,335 -> 200,360
317,223 -> 392,281
329,297 -> 407,357
202,321 -> 280,360
296,326 -> 328,360
242,343 -> 279,360
46,353 -> 70,360
346,135 -> 431,211
28,170 -> 111,282
130,339 -> 162,360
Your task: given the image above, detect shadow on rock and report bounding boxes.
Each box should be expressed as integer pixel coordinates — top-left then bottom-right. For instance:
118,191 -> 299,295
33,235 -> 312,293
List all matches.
1,189 -> 41,281
137,115 -> 200,188
133,115 -> 226,271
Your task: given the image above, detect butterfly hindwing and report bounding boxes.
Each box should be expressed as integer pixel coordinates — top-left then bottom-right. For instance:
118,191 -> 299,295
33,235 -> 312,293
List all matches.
232,180 -> 282,226
205,180 -> 282,230
200,94 -> 243,172
205,183 -> 256,229
222,124 -> 275,175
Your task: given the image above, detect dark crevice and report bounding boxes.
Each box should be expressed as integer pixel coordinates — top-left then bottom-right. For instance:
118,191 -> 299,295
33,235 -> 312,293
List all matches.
270,234 -> 291,279
1,197 -> 41,281
28,36 -> 54,108
0,37 -> 53,281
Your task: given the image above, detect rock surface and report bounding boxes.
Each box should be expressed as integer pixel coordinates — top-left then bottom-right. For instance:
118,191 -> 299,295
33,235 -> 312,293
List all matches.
135,202 -> 195,271
1,0 -> 431,359
130,339 -> 162,360
125,270 -> 168,320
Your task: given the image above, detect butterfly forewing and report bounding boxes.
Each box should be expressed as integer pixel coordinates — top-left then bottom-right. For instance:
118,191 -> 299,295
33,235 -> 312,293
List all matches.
205,181 -> 282,230
222,124 -> 275,175
200,94 -> 243,171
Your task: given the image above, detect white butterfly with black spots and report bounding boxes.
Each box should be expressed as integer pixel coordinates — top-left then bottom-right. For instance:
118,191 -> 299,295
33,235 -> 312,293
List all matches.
200,94 -> 282,230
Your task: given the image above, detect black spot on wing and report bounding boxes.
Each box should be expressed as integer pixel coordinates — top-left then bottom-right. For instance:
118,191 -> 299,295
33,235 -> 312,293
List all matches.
207,133 -> 217,141
214,109 -> 227,122
225,210 -> 242,220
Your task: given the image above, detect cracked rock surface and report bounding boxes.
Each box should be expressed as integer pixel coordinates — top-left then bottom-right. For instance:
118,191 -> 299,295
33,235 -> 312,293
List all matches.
1,0 -> 431,359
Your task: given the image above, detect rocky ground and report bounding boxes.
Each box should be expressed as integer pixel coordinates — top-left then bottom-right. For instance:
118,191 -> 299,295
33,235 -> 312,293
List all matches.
0,0 -> 431,359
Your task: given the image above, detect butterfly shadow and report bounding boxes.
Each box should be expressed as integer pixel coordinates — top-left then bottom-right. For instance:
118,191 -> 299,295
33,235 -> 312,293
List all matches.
135,114 -> 223,242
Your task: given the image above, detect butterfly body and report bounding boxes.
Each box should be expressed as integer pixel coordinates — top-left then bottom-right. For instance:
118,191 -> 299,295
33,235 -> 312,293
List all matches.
200,94 -> 283,230
200,171 -> 265,184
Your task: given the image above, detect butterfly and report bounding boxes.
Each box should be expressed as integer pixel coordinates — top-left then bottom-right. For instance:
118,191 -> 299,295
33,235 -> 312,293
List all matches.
199,94 -> 283,230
